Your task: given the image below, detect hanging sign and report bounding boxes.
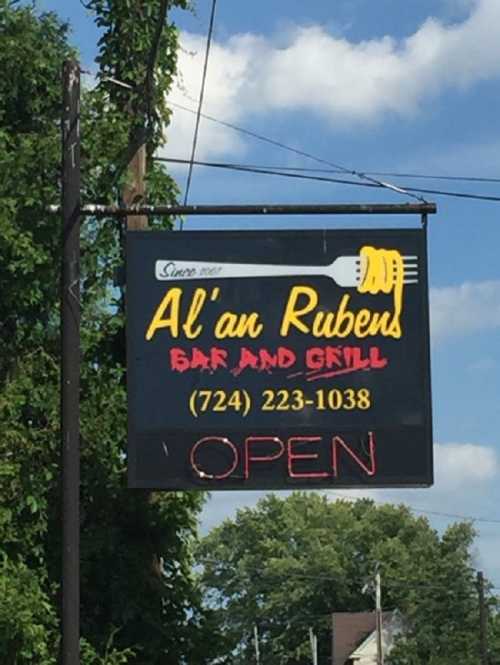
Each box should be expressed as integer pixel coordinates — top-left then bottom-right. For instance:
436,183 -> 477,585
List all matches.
127,229 -> 433,489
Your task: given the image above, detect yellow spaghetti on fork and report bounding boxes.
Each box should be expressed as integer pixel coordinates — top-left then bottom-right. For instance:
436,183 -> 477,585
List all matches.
357,246 -> 405,338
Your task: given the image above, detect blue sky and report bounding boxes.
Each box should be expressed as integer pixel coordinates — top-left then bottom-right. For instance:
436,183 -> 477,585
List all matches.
38,0 -> 500,584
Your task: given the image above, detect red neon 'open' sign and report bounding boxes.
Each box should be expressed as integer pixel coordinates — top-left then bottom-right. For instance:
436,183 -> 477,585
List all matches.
189,432 -> 376,482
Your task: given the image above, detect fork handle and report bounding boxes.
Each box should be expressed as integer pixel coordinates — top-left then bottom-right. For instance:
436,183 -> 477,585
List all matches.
155,259 -> 326,281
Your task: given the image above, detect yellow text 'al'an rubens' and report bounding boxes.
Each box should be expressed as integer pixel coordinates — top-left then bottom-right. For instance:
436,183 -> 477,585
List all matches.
145,247 -> 406,342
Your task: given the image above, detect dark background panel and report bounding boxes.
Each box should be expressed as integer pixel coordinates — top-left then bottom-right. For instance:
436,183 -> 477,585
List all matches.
128,426 -> 432,490
126,229 -> 432,490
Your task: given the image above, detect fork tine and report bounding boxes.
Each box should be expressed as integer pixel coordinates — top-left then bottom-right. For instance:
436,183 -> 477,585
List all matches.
354,255 -> 418,260
354,259 -> 418,266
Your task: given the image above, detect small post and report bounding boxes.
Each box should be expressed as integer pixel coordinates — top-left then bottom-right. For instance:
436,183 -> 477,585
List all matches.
61,59 -> 81,665
253,625 -> 261,665
309,628 -> 318,665
375,570 -> 384,665
477,571 -> 488,665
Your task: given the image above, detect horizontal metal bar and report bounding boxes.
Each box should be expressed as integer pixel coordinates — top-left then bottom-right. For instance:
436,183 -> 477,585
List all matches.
48,202 -> 437,217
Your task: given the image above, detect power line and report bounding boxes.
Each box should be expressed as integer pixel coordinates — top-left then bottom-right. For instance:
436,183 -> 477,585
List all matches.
407,507 -> 500,523
181,0 -> 217,229
357,170 -> 500,184
249,564 -> 500,593
167,101 -> 427,204
156,155 -> 371,185
202,566 -> 500,597
327,491 -> 500,525
205,163 -> 500,185
155,156 -> 500,202
168,100 -> 345,166
168,157 -> 500,184
165,101 -> 500,192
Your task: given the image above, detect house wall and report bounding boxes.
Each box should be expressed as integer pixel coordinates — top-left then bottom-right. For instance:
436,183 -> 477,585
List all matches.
349,614 -> 404,664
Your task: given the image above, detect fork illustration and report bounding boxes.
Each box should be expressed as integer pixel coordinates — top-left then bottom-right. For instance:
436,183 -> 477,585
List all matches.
155,255 -> 418,287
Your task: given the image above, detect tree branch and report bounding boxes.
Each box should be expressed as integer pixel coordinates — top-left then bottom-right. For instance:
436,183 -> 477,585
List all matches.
144,0 -> 168,127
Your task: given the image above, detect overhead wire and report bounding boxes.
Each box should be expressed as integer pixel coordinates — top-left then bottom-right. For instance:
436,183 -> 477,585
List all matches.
354,170 -> 500,184
166,101 -> 427,204
199,568 -> 500,595
168,100 -> 349,167
325,491 -> 500,525
164,101 -> 500,195
155,156 -> 500,202
173,157 -> 500,184
180,0 -> 217,230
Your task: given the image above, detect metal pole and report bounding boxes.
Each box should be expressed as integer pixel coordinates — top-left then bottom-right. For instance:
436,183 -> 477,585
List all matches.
477,571 -> 488,665
253,625 -> 261,665
308,627 -> 318,665
48,201 -> 437,218
61,59 -> 81,665
375,571 -> 384,665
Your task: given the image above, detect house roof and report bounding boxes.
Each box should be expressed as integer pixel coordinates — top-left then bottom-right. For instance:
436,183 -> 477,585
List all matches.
331,611 -> 394,665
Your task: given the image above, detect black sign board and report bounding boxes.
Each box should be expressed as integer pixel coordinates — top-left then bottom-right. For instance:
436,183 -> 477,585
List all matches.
127,229 -> 433,490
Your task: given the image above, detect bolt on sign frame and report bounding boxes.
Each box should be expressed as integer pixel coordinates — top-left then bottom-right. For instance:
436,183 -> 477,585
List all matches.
59,60 -> 436,665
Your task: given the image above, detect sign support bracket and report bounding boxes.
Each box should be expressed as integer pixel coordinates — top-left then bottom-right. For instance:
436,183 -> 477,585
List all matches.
52,202 -> 437,218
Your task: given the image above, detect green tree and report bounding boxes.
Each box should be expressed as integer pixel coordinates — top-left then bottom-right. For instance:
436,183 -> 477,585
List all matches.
197,493 -> 496,665
489,606 -> 500,665
0,1 -> 215,663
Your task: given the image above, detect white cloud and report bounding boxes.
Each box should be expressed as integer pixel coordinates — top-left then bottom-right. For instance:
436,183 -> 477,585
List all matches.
327,442 -> 498,507
162,33 -> 250,162
163,0 -> 500,161
434,442 -> 498,488
430,280 -> 500,342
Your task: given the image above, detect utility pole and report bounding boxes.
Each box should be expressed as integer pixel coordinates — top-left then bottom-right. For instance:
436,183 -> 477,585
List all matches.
309,627 -> 318,665
375,570 -> 384,665
121,0 -> 169,231
253,624 -> 261,665
477,571 -> 488,665
122,137 -> 147,230
61,59 -> 81,665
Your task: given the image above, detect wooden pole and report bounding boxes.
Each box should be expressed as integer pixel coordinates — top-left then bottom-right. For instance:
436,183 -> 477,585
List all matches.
61,59 -> 81,665
122,141 -> 147,231
477,571 -> 488,665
